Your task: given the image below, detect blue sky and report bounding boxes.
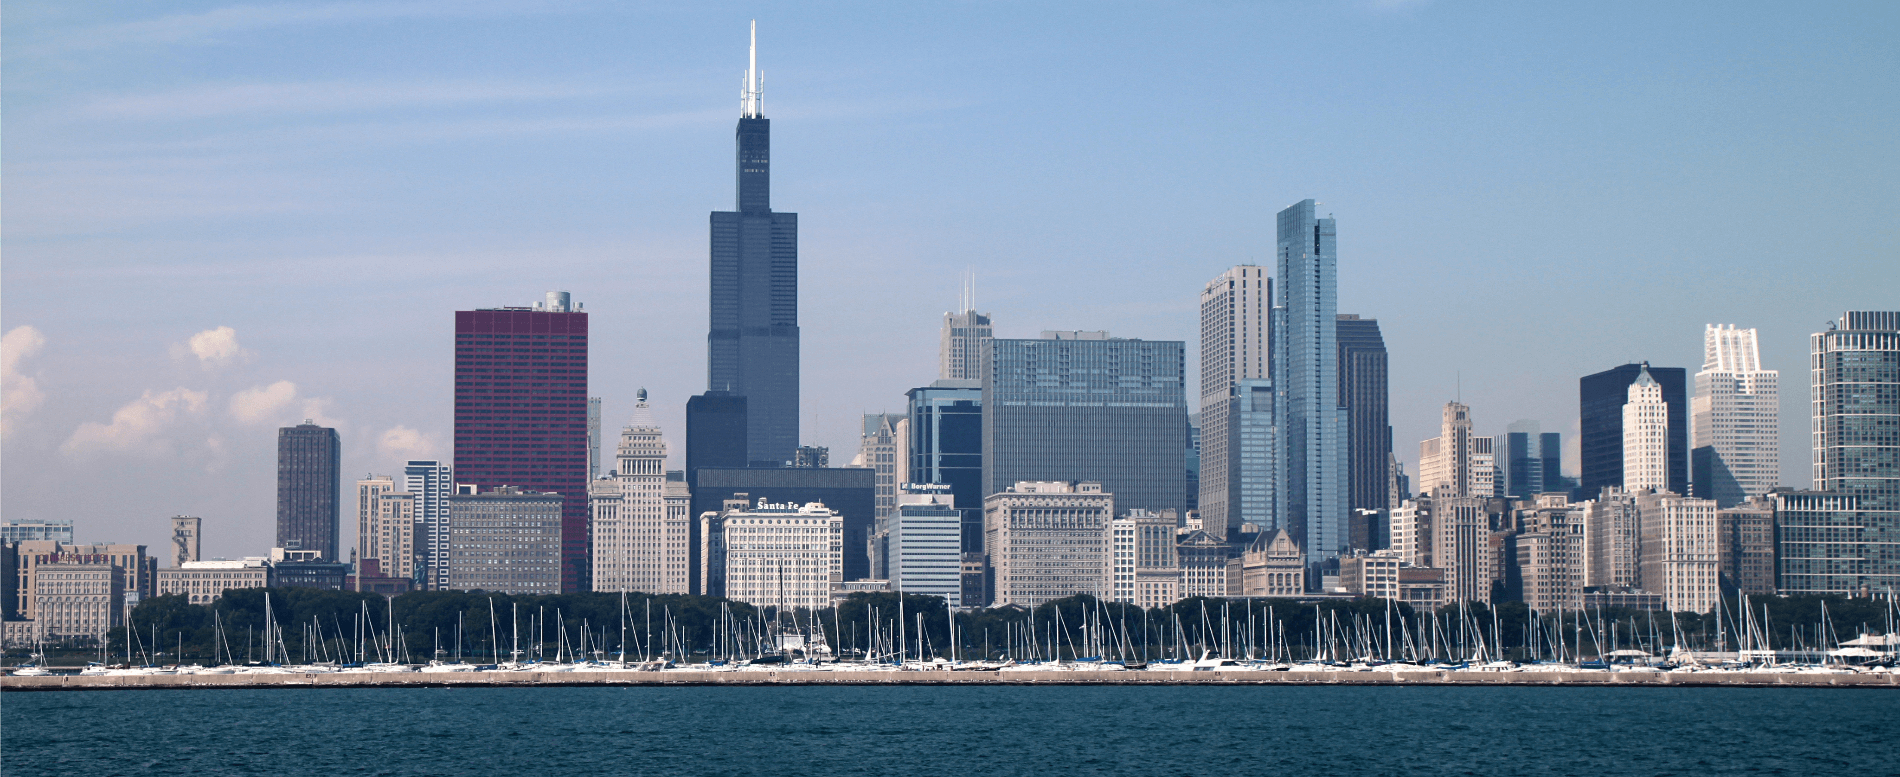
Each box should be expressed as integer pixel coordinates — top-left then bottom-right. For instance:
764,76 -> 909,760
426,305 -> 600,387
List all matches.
4,1 -> 1895,559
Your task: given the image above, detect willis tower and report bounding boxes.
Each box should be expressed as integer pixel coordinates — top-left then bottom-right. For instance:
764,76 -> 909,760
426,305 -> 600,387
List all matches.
708,22 -> 799,466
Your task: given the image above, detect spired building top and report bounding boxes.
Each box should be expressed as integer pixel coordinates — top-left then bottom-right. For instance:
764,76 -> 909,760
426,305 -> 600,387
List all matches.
710,20 -> 800,467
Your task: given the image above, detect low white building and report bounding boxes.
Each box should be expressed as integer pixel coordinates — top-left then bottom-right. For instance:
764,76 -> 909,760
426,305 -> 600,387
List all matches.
701,498 -> 844,609
156,558 -> 270,604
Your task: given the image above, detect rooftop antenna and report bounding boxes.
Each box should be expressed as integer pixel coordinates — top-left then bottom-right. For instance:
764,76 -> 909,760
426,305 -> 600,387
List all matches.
740,21 -> 763,118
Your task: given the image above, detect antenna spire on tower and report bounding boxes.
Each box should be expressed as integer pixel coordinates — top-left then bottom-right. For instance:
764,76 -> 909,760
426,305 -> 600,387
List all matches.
741,20 -> 763,118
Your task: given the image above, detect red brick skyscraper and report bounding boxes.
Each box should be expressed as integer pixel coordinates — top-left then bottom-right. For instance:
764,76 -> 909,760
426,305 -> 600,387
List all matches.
453,292 -> 590,592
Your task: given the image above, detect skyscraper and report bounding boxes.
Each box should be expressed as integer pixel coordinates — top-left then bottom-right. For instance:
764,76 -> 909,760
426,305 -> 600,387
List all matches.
940,291 -> 993,382
708,23 -> 799,467
1579,363 -> 1688,497
1417,402 -> 1495,498
452,292 -> 590,592
1502,420 -> 1562,499
1692,324 -> 1780,506
1622,365 -> 1670,492
1779,312 -> 1900,595
982,331 -> 1187,516
1198,265 -> 1271,540
686,391 -> 747,480
855,413 -> 908,523
277,422 -> 341,561
1274,199 -> 1345,565
1337,313 -> 1391,547
591,389 -> 685,594
907,380 -> 984,552
404,459 -> 453,589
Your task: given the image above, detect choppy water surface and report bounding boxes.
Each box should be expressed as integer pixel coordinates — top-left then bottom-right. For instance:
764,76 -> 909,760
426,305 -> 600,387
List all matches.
5,686 -> 1895,776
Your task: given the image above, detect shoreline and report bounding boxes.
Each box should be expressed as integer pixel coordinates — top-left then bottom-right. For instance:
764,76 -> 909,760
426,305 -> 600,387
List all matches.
6,669 -> 1896,691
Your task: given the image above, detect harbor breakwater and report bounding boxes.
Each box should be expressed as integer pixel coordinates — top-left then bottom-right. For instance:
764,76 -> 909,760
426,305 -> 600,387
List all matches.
6,669 -> 1896,691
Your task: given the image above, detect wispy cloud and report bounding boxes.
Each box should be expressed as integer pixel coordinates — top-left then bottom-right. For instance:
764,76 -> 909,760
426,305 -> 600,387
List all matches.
2,326 -> 50,437
81,80 -> 618,121
377,425 -> 439,460
229,380 -> 299,423
24,1 -> 568,55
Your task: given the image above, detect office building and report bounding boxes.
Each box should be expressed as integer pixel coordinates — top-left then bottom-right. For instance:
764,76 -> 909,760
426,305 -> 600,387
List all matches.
1581,488 -> 1640,590
1397,566 -> 1449,611
1177,530 -> 1231,599
1580,362 -> 1688,497
1339,550 -> 1402,601
278,421 -> 341,561
157,559 -> 269,604
1504,494 -> 1584,612
982,332 -> 1187,516
446,486 -> 564,594
12,542 -> 154,620
453,292 -> 590,592
1635,490 -> 1718,613
364,490 -> 417,583
1623,365 -> 1670,492
884,490 -> 963,606
1112,509 -> 1181,608
1812,311 -> 1899,512
1502,421 -> 1563,499
356,474 -> 396,567
689,466 -> 874,589
1274,199 -> 1347,565
1417,402 -> 1496,498
169,516 -> 201,568
1717,495 -> 1776,595
1434,496 -> 1493,605
1778,312 -> 1900,595
1389,498 -> 1431,568
983,481 -> 1113,607
1774,490 -> 1900,595
699,496 -> 843,609
792,446 -> 828,468
907,380 -> 983,552
1692,325 -> 1780,506
1338,315 -> 1392,542
941,306 -> 993,382
1185,414 -> 1201,513
686,391 -> 748,479
1238,529 -> 1305,597
2,520 -> 73,544
708,24 -> 799,468
1199,265 -> 1272,540
404,459 -> 454,590
25,562 -> 123,643
591,391 -> 688,594
855,413 -> 908,522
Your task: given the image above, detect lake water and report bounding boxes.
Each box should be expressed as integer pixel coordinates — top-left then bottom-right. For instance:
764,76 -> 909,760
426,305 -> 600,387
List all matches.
4,686 -> 1895,776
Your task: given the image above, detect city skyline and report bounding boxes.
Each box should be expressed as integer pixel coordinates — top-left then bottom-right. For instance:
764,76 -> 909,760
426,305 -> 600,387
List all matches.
4,5 -> 1896,560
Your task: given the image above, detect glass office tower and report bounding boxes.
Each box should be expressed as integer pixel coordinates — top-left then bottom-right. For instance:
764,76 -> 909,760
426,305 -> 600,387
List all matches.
1579,363 -> 1688,497
982,332 -> 1187,516
907,380 -> 984,552
1275,199 -> 1346,565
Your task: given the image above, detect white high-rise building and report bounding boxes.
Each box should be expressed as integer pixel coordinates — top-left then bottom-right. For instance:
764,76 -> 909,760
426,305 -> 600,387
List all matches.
1199,265 -> 1273,540
1636,490 -> 1719,614
1417,402 -> 1497,498
404,460 -> 453,589
887,491 -> 963,606
356,475 -> 395,565
701,498 -> 844,609
1623,366 -> 1669,492
1692,324 -> 1779,506
854,413 -> 909,524
591,390 -> 686,593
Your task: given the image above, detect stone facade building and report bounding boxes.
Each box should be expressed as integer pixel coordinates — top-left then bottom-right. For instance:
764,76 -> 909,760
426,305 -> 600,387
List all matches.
984,481 -> 1113,607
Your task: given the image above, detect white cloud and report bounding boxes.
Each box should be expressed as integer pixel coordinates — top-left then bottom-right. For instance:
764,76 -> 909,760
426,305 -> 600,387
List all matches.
2,326 -> 49,437
377,425 -> 438,460
174,326 -> 245,367
61,388 -> 209,455
228,380 -> 298,423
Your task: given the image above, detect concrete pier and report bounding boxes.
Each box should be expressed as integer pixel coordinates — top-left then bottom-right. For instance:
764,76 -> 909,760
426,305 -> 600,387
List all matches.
5,669 -> 1895,691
